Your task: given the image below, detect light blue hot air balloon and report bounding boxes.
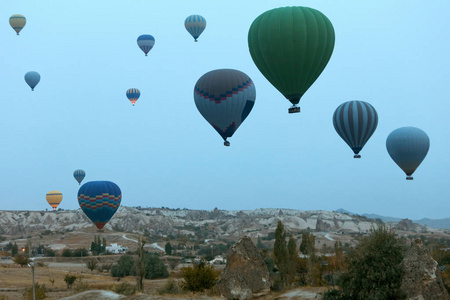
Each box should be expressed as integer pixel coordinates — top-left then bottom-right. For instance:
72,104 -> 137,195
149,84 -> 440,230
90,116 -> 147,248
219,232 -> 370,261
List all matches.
185,15 -> 206,42
24,71 -> 40,91
73,169 -> 86,185
386,126 -> 430,180
194,69 -> 256,146
78,181 -> 122,230
137,35 -> 155,56
333,100 -> 378,158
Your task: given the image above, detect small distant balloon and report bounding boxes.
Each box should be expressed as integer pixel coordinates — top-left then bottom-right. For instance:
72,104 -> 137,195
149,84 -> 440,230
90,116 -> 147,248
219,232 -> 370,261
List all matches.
126,88 -> 140,106
78,181 -> 122,230
333,100 -> 378,158
185,15 -> 206,42
46,191 -> 63,211
137,35 -> 155,56
9,14 -> 26,35
386,126 -> 430,180
73,169 -> 86,185
24,71 -> 40,91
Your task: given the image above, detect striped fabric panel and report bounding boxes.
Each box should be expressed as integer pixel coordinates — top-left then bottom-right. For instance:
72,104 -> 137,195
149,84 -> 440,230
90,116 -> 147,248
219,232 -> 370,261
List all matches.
333,101 -> 378,154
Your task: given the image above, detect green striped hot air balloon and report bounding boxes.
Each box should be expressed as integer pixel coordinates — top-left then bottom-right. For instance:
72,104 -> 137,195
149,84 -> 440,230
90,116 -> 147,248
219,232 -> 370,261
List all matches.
248,7 -> 335,113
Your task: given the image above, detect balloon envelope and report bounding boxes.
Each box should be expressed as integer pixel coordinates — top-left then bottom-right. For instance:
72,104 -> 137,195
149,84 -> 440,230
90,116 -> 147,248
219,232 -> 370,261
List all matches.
185,15 -> 206,42
78,181 -> 122,230
9,14 -> 26,35
126,88 -> 140,106
248,6 -> 335,112
46,191 -> 63,211
137,35 -> 155,56
333,101 -> 378,158
73,169 -> 86,185
194,69 -> 256,146
24,71 -> 40,91
386,127 -> 430,180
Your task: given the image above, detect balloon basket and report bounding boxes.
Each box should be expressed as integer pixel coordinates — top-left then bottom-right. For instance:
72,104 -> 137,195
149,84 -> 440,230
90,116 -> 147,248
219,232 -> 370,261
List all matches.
406,176 -> 414,180
354,154 -> 361,158
224,141 -> 230,147
288,106 -> 300,113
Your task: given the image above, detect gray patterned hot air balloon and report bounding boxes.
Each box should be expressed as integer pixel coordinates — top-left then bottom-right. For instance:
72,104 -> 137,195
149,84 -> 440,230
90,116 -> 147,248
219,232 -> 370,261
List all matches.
333,100 -> 378,158
386,126 -> 430,180
194,69 -> 256,146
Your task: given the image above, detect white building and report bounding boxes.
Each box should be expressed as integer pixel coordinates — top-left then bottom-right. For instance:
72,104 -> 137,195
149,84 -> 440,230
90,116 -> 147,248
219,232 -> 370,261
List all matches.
105,243 -> 128,254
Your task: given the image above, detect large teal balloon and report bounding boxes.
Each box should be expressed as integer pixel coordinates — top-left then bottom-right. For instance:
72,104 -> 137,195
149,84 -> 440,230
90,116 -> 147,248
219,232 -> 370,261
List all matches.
386,127 -> 430,180
78,181 -> 121,230
248,6 -> 335,113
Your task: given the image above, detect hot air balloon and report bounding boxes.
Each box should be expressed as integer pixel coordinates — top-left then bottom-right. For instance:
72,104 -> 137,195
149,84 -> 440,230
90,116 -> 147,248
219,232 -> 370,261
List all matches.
248,7 -> 335,113
386,127 -> 430,180
185,15 -> 206,42
24,71 -> 40,91
73,169 -> 86,185
78,181 -> 122,230
126,88 -> 140,106
333,101 -> 378,158
46,191 -> 63,211
194,69 -> 256,146
9,14 -> 26,35
137,35 -> 155,56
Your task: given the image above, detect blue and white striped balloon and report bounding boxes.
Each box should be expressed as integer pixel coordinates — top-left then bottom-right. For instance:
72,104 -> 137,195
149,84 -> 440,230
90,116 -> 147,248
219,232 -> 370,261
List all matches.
194,69 -> 256,146
137,35 -> 155,56
333,100 -> 378,158
386,126 -> 430,180
185,15 -> 206,42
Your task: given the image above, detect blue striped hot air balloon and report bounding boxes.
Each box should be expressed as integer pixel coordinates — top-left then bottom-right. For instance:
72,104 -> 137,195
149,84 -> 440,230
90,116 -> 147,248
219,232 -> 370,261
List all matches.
333,100 -> 378,158
73,169 -> 86,185
126,88 -> 140,106
386,127 -> 430,180
194,69 -> 256,146
185,15 -> 206,42
78,181 -> 122,230
137,35 -> 155,56
24,71 -> 40,91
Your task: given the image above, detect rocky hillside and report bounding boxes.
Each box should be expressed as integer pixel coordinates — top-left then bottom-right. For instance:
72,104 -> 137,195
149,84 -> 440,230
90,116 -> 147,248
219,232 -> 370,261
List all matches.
0,207 -> 428,237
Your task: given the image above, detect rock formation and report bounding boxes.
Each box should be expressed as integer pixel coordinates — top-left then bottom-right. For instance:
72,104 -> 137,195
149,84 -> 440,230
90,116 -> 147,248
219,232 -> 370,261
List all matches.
401,239 -> 449,300
218,236 -> 270,299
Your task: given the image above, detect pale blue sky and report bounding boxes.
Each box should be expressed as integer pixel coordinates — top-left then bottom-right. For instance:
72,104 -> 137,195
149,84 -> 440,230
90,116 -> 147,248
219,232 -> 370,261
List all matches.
2,0 -> 449,219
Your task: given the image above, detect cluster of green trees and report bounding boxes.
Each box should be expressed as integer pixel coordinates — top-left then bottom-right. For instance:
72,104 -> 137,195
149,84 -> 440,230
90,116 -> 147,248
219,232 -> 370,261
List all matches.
110,253 -> 169,280
90,235 -> 107,255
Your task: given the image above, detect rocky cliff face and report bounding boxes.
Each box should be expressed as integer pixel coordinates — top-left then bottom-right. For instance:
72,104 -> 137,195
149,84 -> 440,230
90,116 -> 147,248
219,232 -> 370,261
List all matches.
218,236 -> 270,299
401,239 -> 450,300
0,207 -> 425,237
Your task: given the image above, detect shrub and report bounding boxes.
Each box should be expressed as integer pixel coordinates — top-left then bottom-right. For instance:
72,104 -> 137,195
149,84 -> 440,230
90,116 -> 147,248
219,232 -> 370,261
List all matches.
114,282 -> 136,296
157,278 -> 182,295
22,282 -> 46,300
143,253 -> 169,279
64,274 -> 77,289
111,255 -> 134,279
86,258 -> 98,271
180,261 -> 219,292
13,254 -> 29,267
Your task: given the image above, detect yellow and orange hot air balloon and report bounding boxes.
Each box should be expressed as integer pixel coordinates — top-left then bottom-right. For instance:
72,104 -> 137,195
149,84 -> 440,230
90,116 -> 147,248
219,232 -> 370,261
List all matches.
46,191 -> 63,211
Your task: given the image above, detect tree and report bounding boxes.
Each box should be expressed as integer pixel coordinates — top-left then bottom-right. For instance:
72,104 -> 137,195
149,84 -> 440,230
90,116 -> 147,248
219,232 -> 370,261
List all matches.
143,253 -> 169,279
64,274 -> 77,289
273,220 -> 288,288
324,226 -> 406,299
13,254 -> 30,267
180,261 -> 219,292
287,235 -> 298,284
111,255 -> 135,279
23,282 -> 47,300
12,242 -> 18,257
165,242 -> 173,255
300,232 -> 315,255
86,258 -> 99,271
135,236 -> 146,291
